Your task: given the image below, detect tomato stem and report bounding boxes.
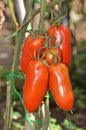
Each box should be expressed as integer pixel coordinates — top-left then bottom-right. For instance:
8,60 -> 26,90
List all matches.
35,106 -> 42,129
42,60 -> 49,67
39,0 -> 46,34
34,49 -> 37,59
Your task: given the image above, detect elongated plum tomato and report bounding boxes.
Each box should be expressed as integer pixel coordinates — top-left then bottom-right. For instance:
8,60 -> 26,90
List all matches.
49,63 -> 74,110
48,25 -> 71,66
23,60 -> 48,112
44,48 -> 61,65
20,34 -> 45,74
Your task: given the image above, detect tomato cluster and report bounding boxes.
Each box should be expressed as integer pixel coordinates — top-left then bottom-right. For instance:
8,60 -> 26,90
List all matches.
20,25 -> 74,113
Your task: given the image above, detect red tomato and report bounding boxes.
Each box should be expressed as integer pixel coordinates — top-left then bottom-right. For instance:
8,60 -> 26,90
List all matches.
23,60 -> 48,112
49,63 -> 74,110
48,25 -> 71,66
20,34 -> 45,74
44,48 -> 61,65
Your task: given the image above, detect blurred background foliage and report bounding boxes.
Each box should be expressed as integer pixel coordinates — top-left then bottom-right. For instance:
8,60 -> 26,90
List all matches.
0,0 -> 86,130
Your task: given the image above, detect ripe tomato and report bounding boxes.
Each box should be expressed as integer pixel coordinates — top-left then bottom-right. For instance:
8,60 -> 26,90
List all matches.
20,34 -> 45,74
49,63 -> 74,111
23,59 -> 48,112
44,48 -> 61,65
48,25 -> 71,66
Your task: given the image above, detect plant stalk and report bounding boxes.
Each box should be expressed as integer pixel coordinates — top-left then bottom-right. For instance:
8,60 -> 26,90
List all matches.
32,0 -> 60,17
7,0 -> 18,29
42,92 -> 50,130
39,0 -> 46,33
4,0 -> 32,129
35,106 -> 41,130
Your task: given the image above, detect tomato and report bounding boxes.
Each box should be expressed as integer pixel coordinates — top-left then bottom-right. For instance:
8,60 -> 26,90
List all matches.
48,25 -> 71,66
20,34 -> 45,74
23,59 -> 48,112
44,48 -> 61,65
49,63 -> 74,110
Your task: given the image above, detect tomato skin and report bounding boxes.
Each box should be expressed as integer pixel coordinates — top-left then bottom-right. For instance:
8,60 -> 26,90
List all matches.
20,35 -> 45,74
49,63 -> 74,110
48,25 -> 71,66
44,48 -> 61,65
23,60 -> 48,112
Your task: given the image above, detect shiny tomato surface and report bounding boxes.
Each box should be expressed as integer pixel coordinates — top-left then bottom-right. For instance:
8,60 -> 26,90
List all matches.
44,48 -> 61,65
23,60 -> 48,112
49,63 -> 74,110
20,34 -> 45,74
48,25 -> 71,66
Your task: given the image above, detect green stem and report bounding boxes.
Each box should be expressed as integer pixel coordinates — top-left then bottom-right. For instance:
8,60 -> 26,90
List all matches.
42,92 -> 50,130
35,1 -> 47,129
35,106 -> 42,130
4,0 -> 33,129
7,0 -> 18,29
6,0 -> 60,36
32,0 -> 60,17
39,0 -> 46,33
36,1 -> 50,129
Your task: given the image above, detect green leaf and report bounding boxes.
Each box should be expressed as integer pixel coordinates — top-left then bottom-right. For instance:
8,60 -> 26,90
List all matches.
49,118 -> 63,130
13,122 -> 24,129
62,119 -> 83,130
12,111 -> 22,120
34,0 -> 40,4
5,32 -> 18,40
26,23 -> 32,31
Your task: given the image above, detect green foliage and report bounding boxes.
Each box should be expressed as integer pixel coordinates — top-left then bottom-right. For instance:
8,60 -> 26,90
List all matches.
75,51 -> 86,71
62,119 -> 83,130
74,87 -> 86,109
49,118 -> 63,130
78,40 -> 86,49
26,23 -> 32,31
12,122 -> 24,130
49,117 -> 84,130
12,111 -> 22,119
12,111 -> 24,130
66,0 -> 72,2
0,65 -> 10,81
